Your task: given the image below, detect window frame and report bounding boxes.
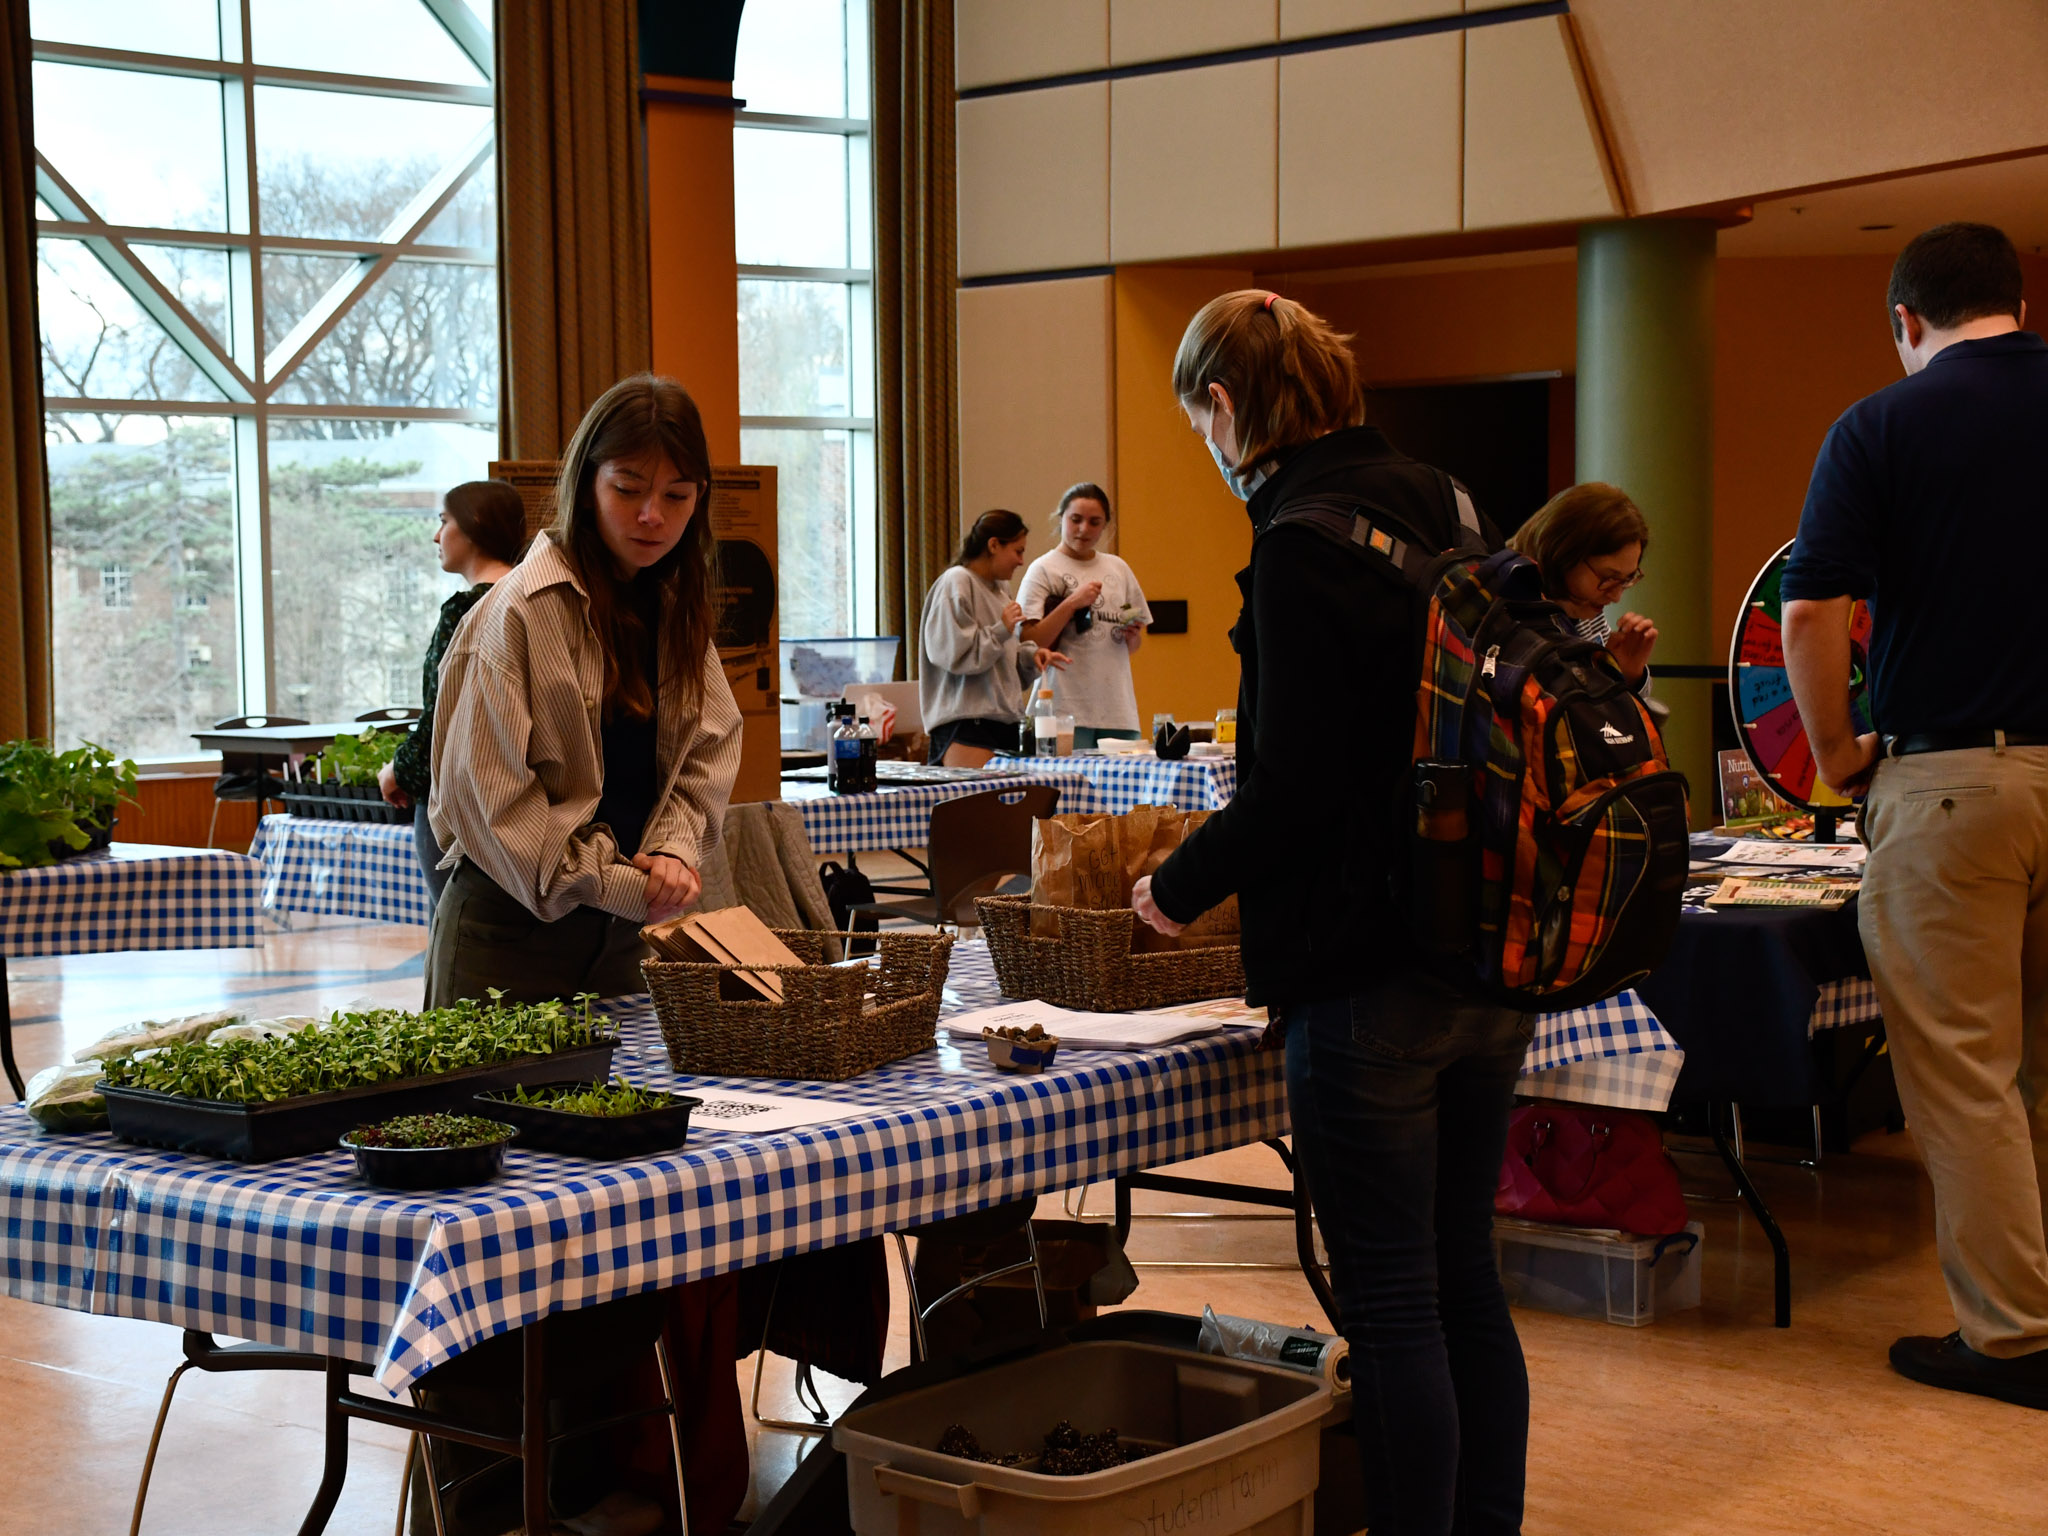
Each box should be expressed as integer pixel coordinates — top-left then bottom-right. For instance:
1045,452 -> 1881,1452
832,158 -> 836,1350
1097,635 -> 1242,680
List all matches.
734,0 -> 879,638
32,2 -> 496,741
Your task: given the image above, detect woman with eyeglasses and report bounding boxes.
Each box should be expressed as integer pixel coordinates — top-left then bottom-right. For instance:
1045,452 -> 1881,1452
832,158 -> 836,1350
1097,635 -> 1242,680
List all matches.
1508,482 -> 1658,691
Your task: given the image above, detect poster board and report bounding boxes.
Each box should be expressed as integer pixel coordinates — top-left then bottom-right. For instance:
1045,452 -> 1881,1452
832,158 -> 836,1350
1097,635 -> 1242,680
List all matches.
487,460 -> 562,543
708,466 -> 778,719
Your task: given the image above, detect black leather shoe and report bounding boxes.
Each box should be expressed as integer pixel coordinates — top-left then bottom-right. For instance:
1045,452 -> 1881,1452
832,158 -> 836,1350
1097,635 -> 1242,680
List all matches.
1889,1331 -> 2048,1410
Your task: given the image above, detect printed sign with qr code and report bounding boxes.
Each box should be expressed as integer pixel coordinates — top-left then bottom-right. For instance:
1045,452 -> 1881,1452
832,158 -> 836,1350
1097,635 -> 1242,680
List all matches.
694,1099 -> 778,1119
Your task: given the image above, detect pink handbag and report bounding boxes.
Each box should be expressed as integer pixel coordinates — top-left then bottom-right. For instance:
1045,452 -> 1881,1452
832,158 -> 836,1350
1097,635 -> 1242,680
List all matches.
1495,1103 -> 1689,1236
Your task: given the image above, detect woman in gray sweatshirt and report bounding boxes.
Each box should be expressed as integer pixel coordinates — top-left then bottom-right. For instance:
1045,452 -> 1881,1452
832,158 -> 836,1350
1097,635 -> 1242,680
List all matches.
920,509 -> 1070,765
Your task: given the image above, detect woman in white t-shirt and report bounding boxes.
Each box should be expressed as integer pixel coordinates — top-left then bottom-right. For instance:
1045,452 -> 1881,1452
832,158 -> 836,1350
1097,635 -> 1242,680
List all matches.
1018,483 -> 1152,748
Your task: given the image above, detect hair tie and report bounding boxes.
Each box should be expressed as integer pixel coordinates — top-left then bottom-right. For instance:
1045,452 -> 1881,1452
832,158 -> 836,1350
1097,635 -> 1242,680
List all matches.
1263,292 -> 1279,312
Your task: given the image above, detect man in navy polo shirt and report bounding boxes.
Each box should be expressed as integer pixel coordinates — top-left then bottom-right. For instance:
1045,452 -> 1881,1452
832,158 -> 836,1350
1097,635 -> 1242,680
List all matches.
1783,222 -> 2048,1411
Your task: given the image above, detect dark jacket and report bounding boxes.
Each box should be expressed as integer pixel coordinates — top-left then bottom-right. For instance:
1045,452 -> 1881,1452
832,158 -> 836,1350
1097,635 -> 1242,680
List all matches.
1149,426 -> 1489,1009
390,582 -> 493,801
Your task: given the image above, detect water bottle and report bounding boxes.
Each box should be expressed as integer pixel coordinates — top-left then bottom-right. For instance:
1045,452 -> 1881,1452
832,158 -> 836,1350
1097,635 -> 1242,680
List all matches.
1030,689 -> 1059,758
855,715 -> 879,792
1408,759 -> 1475,956
829,704 -> 860,794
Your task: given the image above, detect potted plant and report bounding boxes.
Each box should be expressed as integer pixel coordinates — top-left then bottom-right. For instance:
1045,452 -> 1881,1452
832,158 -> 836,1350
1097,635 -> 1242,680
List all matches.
478,1077 -> 701,1158
288,730 -> 409,823
0,740 -> 139,868
341,1111 -> 518,1189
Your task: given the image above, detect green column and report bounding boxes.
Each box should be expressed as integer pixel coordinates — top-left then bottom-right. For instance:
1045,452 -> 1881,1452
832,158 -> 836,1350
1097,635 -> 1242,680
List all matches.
1576,219 -> 1718,827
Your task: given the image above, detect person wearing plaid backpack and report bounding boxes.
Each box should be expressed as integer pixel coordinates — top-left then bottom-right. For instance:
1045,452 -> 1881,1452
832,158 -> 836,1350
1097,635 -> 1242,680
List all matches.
1134,291 -> 1531,1535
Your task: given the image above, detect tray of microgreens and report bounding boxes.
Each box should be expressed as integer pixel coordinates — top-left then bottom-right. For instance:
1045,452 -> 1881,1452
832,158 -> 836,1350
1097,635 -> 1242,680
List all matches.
475,1078 -> 701,1160
340,1112 -> 519,1190
97,993 -> 617,1163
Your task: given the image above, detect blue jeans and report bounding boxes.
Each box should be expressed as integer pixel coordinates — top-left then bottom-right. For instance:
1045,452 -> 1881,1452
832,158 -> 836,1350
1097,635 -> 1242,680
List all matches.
1284,971 -> 1533,1535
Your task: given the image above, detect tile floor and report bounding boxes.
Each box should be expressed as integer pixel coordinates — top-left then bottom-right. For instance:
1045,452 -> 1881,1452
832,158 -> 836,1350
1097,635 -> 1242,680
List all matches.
3,916 -> 2045,1534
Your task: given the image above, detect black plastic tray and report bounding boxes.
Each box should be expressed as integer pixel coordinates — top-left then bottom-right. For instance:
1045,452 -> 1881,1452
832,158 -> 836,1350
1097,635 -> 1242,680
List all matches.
476,1080 -> 700,1159
282,783 -> 410,824
101,1039 -> 617,1163
341,1127 -> 517,1190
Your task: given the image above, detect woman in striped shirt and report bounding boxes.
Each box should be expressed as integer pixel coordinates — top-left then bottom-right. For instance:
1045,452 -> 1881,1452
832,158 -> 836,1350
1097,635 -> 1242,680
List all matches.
422,374 -> 743,1009
1508,481 -> 1658,692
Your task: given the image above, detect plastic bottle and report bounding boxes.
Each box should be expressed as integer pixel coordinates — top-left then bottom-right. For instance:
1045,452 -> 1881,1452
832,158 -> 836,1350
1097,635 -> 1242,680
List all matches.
829,704 -> 860,794
855,715 -> 879,792
1030,687 -> 1059,758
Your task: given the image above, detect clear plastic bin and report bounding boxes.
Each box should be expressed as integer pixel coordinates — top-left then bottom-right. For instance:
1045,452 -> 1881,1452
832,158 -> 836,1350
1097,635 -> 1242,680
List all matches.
833,1339 -> 1329,1536
1494,1217 -> 1704,1327
781,637 -> 901,699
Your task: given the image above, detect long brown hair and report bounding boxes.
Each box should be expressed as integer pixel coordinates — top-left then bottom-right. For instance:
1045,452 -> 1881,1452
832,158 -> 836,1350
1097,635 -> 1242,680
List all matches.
1172,291 -> 1364,466
1508,483 -> 1649,599
550,374 -> 717,721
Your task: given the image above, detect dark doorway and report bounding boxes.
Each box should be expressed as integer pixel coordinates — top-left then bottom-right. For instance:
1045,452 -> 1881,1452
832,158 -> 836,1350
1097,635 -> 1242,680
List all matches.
1362,378 -> 1561,540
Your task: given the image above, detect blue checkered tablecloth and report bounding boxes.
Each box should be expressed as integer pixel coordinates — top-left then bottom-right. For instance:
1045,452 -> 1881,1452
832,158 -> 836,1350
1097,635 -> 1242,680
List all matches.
1811,978 -> 1881,1035
0,939 -> 1678,1392
0,843 -> 262,957
986,754 -> 1238,813
0,942 -> 1285,1391
942,942 -> 1682,1110
786,776 -> 1083,854
249,814 -> 435,926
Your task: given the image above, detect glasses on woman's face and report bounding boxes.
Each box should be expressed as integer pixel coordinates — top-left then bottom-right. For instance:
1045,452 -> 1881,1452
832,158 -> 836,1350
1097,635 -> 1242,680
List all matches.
1583,560 -> 1645,594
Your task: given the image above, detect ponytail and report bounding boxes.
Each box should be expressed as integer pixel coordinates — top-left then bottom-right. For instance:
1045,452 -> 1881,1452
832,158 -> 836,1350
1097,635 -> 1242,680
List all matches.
957,508 -> 1027,564
1172,291 -> 1364,465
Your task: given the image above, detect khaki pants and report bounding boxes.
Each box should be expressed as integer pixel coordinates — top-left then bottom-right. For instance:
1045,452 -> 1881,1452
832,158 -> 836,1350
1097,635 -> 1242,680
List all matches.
1860,745 -> 2048,1358
422,859 -> 651,1008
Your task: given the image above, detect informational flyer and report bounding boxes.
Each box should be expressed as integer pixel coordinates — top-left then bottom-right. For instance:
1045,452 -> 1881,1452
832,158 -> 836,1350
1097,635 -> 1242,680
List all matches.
487,459 -> 562,542
1710,837 -> 1867,869
682,1085 -> 874,1136
707,466 -> 779,717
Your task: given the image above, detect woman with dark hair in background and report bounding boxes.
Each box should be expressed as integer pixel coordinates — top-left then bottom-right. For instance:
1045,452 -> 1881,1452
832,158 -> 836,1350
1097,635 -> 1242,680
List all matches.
379,479 -> 528,906
1508,482 -> 1658,690
1018,482 -> 1152,749
918,509 -> 1069,766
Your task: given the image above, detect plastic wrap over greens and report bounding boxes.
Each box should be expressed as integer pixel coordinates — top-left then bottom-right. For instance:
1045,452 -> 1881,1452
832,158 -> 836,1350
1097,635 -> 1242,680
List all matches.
73,1009 -> 246,1063
99,994 -> 606,1105
25,1062 -> 110,1132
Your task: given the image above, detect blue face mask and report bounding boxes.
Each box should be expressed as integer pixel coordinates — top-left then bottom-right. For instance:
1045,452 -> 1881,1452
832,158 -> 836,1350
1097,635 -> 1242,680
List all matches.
1207,436 -> 1269,501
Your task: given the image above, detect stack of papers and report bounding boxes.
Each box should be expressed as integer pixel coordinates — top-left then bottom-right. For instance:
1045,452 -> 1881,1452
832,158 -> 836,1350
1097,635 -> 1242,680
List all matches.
1709,838 -> 1867,870
944,999 -> 1262,1051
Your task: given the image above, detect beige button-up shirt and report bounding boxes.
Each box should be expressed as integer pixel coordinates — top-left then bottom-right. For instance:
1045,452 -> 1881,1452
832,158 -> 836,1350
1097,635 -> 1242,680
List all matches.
428,533 -> 743,923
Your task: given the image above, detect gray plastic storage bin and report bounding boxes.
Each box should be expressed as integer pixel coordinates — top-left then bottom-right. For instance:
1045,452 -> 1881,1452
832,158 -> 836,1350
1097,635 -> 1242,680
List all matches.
1494,1217 -> 1704,1327
833,1339 -> 1330,1536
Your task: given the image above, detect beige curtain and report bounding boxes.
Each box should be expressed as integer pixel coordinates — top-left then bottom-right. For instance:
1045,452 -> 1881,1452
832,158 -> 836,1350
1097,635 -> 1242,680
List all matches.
496,0 -> 652,461
872,0 -> 959,675
0,1 -> 51,740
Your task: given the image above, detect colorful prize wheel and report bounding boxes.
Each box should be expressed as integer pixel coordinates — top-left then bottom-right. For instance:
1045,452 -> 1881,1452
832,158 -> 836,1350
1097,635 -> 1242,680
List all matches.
1729,540 -> 1873,813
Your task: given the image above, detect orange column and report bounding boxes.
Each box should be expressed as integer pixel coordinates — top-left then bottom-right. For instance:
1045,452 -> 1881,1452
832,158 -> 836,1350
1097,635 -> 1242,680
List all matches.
643,76 -> 778,803
1113,265 -> 1254,728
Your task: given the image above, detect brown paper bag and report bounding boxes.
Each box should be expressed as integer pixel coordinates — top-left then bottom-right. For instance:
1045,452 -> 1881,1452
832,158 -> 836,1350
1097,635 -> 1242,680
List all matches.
1131,808 -> 1241,953
1030,813 -> 1122,937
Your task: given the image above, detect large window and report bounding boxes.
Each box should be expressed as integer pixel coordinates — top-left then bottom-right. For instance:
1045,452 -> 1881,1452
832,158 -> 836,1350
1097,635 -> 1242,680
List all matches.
31,0 -> 498,759
733,0 -> 878,641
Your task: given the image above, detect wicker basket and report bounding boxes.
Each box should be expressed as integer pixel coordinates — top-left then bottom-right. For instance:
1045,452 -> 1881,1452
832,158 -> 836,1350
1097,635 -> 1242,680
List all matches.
974,894 -> 1245,1012
641,929 -> 953,1082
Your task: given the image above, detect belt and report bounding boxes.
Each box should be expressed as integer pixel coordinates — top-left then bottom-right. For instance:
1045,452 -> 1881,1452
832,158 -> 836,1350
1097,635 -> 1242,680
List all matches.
1887,730 -> 2048,757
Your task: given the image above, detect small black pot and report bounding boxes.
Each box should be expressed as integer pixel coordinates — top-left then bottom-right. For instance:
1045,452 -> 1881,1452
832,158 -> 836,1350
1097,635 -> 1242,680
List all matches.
340,1125 -> 518,1190
52,812 -> 117,860
477,1082 -> 700,1159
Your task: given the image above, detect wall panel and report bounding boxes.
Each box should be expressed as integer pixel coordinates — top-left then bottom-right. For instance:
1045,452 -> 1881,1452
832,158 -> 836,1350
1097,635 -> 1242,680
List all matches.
956,0 -> 1109,90
1110,0 -> 1277,66
1279,33 -> 1463,247
1112,61 -> 1278,263
1280,0 -> 1459,39
1463,16 -> 1617,230
957,276 -> 1117,568
957,84 -> 1111,278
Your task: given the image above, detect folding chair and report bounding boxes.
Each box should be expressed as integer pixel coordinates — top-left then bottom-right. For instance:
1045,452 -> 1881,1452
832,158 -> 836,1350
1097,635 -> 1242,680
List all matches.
845,784 -> 1060,932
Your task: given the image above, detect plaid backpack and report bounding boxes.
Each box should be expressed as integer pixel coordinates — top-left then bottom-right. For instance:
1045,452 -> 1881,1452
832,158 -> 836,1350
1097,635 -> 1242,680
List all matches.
1267,478 -> 1690,1010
